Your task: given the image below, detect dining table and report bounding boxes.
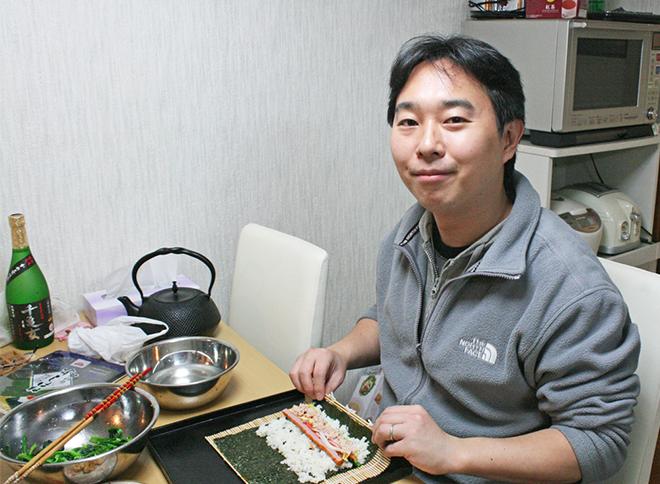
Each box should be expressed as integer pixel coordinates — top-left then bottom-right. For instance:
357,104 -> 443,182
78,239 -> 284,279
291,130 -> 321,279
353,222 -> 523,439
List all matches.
0,320 -> 423,484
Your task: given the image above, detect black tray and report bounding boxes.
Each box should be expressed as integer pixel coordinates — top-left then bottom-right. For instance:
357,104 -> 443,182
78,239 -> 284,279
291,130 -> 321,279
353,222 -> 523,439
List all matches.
147,390 -> 413,484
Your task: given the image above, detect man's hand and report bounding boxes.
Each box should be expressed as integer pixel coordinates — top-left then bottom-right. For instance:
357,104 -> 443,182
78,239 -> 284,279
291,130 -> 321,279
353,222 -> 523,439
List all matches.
372,405 -> 582,483
289,347 -> 348,400
289,318 -> 380,401
372,405 -> 457,475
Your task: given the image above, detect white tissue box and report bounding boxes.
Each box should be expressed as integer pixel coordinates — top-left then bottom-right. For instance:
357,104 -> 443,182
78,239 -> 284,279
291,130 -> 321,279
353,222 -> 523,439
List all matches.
82,275 -> 200,326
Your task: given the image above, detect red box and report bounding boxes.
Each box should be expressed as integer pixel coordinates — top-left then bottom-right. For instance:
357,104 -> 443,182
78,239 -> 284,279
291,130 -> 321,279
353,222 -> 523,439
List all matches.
526,0 -> 587,18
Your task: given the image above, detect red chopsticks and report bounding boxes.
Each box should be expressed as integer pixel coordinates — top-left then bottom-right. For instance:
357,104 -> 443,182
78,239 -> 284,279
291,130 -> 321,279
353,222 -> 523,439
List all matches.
3,367 -> 151,484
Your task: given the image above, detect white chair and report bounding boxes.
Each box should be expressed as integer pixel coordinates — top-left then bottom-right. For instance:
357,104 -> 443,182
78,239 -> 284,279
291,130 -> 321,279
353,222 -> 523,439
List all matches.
227,223 -> 329,374
598,258 -> 660,484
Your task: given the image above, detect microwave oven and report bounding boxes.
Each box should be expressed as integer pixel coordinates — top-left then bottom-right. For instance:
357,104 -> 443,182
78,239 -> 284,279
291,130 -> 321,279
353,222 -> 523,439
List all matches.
465,19 -> 660,147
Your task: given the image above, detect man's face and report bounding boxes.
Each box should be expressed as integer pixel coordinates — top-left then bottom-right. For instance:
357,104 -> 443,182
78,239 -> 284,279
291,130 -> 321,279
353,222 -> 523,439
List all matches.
390,61 -> 520,221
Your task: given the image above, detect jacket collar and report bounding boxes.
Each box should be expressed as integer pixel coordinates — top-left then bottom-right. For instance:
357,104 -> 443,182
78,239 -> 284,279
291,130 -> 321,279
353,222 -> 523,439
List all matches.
394,171 -> 541,279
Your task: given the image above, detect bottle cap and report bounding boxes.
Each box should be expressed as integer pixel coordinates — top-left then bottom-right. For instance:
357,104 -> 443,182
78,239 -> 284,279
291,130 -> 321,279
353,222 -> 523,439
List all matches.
8,213 -> 28,249
8,213 -> 25,228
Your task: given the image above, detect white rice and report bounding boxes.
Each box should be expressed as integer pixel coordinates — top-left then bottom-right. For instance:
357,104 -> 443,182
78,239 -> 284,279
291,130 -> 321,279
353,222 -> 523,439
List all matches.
256,405 -> 370,483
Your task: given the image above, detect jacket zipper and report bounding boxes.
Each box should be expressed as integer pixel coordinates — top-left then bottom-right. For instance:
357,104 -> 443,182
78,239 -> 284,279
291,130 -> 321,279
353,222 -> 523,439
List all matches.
395,243 -> 424,347
396,245 -> 480,404
395,243 -> 431,404
422,240 -> 442,298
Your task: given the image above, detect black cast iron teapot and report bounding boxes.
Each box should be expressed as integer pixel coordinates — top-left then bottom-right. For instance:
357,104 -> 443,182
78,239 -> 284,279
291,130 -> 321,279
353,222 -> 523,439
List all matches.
118,247 -> 221,339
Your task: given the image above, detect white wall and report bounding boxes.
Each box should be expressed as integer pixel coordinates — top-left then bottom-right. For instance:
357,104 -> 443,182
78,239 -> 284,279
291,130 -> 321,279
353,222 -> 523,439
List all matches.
0,1 -> 465,397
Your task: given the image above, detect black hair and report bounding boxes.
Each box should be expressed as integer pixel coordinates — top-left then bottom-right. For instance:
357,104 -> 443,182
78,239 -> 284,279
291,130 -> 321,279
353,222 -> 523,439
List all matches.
387,35 -> 525,201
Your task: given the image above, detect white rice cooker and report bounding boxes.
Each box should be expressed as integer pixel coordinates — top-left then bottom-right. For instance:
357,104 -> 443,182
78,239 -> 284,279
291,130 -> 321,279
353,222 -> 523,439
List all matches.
553,182 -> 642,255
550,192 -> 603,254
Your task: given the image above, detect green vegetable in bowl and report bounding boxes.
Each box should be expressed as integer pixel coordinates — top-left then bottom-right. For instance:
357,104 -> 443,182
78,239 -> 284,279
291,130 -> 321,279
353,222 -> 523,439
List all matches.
8,427 -> 131,463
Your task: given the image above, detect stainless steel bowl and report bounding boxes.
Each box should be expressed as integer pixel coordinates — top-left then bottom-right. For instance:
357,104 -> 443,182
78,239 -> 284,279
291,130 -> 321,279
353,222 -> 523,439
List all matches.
0,382 -> 159,484
125,336 -> 239,410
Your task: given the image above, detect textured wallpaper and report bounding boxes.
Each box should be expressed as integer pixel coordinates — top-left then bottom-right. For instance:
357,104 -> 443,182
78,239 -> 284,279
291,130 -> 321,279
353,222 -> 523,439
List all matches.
0,0 -> 466,397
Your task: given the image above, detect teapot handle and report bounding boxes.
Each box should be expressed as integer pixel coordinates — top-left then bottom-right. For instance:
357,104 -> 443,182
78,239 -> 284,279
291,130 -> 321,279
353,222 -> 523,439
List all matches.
130,247 -> 217,301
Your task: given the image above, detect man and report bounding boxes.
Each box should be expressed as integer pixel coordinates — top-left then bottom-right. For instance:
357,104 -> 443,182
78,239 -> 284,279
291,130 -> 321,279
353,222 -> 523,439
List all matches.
290,35 -> 640,484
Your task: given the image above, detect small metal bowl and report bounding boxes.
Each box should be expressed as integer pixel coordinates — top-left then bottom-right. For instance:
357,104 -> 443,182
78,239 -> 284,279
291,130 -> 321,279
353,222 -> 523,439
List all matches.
125,336 -> 239,410
0,382 -> 159,484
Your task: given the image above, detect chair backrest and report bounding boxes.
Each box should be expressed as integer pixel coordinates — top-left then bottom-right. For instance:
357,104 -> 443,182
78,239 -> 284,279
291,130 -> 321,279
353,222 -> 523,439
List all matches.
228,223 -> 329,373
598,258 -> 660,484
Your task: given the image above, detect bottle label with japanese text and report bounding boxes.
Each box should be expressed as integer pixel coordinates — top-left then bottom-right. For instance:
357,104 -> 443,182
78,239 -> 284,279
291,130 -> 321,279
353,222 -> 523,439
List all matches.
6,255 -> 36,286
7,297 -> 54,344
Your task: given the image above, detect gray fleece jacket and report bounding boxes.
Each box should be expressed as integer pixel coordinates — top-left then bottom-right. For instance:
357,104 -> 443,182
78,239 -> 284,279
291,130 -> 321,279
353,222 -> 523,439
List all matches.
362,172 -> 640,484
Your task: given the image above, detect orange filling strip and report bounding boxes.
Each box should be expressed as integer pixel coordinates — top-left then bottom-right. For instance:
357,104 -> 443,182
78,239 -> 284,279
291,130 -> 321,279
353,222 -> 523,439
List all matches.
282,408 -> 344,466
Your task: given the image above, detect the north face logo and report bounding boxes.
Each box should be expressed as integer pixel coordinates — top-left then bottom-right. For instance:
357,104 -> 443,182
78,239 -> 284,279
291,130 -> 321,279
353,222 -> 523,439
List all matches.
459,337 -> 497,365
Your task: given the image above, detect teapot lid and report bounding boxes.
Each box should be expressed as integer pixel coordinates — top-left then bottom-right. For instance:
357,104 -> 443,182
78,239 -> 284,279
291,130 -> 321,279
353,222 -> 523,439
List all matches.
151,285 -> 200,304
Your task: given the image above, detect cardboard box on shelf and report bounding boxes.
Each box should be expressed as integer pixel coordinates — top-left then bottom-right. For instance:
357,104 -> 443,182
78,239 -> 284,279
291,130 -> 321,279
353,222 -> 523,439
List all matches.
526,0 -> 587,18
82,275 -> 199,326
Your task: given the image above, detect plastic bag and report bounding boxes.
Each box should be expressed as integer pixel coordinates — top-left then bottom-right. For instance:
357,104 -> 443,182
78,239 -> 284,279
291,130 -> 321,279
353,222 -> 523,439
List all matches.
103,254 -> 178,299
68,316 -> 169,364
51,297 -> 89,340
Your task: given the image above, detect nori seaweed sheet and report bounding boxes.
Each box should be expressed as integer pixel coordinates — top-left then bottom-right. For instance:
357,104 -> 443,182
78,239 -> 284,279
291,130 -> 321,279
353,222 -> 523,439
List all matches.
212,400 -> 379,484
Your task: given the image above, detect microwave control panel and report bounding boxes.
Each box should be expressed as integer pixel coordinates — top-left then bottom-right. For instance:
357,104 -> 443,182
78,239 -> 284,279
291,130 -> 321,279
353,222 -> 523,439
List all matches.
649,32 -> 660,122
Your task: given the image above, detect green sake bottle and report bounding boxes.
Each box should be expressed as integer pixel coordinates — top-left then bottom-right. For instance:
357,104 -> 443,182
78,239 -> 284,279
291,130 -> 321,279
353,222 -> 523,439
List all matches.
5,214 -> 54,350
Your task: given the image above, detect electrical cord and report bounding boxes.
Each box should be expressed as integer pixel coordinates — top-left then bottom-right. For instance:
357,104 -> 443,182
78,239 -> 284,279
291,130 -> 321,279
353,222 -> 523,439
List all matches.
590,154 -> 606,185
